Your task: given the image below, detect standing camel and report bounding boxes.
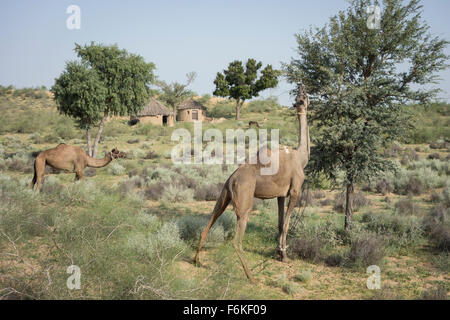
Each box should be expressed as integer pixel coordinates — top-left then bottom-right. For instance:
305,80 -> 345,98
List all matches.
195,84 -> 310,281
30,143 -> 126,191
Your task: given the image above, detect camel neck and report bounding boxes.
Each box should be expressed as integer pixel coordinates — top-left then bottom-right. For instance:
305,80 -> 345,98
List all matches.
87,154 -> 113,168
297,111 -> 310,168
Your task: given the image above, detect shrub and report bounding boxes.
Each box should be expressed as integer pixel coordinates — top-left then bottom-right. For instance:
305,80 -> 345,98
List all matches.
333,191 -> 370,213
347,233 -> 385,267
375,178 -> 394,195
420,285 -> 448,300
127,138 -> 140,144
161,184 -> 194,202
325,252 -> 346,267
428,153 -> 441,160
281,282 -> 302,296
6,156 -> 28,172
294,270 -> 312,283
144,150 -> 159,159
383,142 -> 403,158
107,162 -> 126,175
144,181 -> 166,200
194,183 -> 223,201
362,212 -> 423,248
84,168 -> 97,177
394,198 -> 420,215
400,149 -> 419,165
55,119 -> 77,140
289,238 -> 322,261
177,212 -> 235,247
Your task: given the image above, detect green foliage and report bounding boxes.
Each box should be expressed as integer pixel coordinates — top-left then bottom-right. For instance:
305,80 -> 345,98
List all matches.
213,59 -> 280,119
286,0 -> 449,224
52,42 -> 156,155
243,96 -> 281,114
156,72 -> 196,115
107,161 -> 126,175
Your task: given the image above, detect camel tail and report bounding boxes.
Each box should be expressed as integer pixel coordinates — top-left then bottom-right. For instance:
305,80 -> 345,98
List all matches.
30,153 -> 46,190
30,159 -> 37,188
194,184 -> 231,265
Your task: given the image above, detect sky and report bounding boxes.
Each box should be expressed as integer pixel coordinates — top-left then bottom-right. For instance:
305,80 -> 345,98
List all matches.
1,0 -> 449,106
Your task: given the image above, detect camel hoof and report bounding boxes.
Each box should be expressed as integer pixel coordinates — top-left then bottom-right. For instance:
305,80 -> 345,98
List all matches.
194,256 -> 202,267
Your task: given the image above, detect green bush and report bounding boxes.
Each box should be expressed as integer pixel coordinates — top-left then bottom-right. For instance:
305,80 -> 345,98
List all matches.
161,184 -> 194,202
347,232 -> 385,267
176,211 -> 235,247
107,162 -> 126,176
361,212 -> 423,249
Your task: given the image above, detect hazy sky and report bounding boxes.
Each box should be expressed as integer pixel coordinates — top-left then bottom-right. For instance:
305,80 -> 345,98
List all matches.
1,0 -> 449,105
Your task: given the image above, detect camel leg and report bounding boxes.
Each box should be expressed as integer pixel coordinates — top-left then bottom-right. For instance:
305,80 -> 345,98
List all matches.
233,212 -> 254,281
230,182 -> 255,282
279,181 -> 303,262
75,168 -> 84,181
277,196 -> 285,260
194,187 -> 231,265
33,156 -> 46,191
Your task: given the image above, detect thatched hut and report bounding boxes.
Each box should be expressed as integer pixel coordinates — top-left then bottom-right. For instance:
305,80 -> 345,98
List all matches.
133,98 -> 174,126
177,99 -> 207,122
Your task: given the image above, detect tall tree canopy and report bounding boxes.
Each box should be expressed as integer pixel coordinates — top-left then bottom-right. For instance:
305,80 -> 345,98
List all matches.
52,42 -> 156,156
213,59 -> 280,120
156,72 -> 196,122
285,0 -> 448,229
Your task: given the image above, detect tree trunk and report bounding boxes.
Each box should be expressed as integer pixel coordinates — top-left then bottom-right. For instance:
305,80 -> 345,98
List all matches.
344,183 -> 354,230
173,105 -> 177,123
92,110 -> 108,158
235,99 -> 241,120
86,128 -> 93,156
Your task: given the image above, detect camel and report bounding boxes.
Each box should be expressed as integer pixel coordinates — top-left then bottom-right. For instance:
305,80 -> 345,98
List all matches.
248,121 -> 260,128
195,84 -> 310,281
30,143 -> 126,191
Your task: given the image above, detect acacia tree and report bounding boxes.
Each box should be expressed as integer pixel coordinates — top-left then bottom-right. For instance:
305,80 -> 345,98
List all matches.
156,72 -> 196,122
285,0 -> 448,229
213,59 -> 279,120
52,43 -> 155,157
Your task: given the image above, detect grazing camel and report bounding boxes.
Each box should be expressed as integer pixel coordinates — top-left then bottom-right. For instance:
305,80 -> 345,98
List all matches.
248,121 -> 260,128
30,143 -> 126,191
195,84 -> 310,281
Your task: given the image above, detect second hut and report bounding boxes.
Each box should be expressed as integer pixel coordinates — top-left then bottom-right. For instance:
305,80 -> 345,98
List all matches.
177,99 -> 207,122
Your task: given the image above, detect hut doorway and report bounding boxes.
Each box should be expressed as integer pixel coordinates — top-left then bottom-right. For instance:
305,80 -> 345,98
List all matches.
163,115 -> 168,126
192,110 -> 198,121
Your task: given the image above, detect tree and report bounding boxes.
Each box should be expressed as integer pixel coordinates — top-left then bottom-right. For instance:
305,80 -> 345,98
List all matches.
52,42 -> 156,157
213,59 -> 280,120
284,0 -> 448,229
156,72 -> 196,122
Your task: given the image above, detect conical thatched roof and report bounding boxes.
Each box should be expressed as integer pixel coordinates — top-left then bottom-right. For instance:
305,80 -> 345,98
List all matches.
177,99 -> 207,111
137,98 -> 173,116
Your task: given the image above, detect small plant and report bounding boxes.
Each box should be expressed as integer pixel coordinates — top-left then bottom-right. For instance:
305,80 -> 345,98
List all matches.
394,198 -> 420,216
281,281 -> 302,296
347,232 -> 385,267
420,284 -> 448,300
161,184 -> 194,202
107,162 -> 126,176
294,270 -> 312,283
333,191 -> 370,213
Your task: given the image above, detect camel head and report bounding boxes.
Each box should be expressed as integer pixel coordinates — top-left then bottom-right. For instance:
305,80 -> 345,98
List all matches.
110,148 -> 127,160
294,83 -> 309,114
